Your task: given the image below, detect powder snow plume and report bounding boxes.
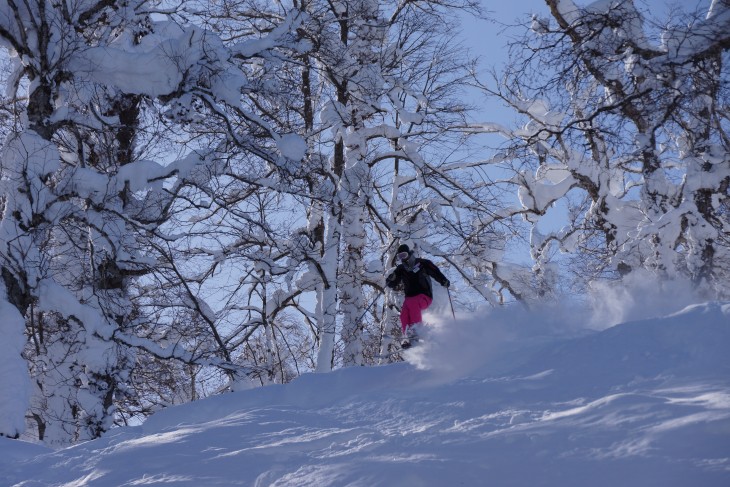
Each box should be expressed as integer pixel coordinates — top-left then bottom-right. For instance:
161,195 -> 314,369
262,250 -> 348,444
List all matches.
408,299 -> 593,381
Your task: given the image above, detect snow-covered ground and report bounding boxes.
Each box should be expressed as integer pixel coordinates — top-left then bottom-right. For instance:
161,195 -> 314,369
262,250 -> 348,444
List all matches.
3,302 -> 730,486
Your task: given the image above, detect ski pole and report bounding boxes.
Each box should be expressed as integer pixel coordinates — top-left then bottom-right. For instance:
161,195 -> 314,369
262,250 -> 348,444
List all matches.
356,297 -> 378,325
447,287 -> 456,321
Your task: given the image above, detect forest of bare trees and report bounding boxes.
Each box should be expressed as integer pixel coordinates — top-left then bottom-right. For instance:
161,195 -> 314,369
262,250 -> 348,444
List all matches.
0,0 -> 727,446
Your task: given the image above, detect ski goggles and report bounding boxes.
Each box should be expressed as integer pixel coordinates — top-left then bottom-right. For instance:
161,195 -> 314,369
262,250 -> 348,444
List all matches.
397,251 -> 409,262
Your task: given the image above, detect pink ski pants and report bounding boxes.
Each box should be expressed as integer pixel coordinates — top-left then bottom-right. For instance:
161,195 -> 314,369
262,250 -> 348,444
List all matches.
400,294 -> 432,332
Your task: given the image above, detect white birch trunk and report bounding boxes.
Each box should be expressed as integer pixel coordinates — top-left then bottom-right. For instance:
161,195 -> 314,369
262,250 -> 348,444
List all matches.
315,208 -> 341,372
339,185 -> 366,366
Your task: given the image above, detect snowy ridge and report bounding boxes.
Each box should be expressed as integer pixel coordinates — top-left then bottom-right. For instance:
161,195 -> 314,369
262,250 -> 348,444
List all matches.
3,303 -> 730,486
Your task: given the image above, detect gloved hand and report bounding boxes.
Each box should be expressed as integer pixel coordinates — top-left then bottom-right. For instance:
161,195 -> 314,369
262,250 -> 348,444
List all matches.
386,273 -> 397,288
443,279 -> 450,288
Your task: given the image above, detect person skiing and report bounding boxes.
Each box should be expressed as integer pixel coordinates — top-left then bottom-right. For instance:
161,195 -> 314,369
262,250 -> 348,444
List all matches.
385,244 -> 450,348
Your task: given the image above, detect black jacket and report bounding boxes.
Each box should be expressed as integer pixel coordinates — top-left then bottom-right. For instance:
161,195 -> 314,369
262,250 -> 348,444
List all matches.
386,256 -> 448,298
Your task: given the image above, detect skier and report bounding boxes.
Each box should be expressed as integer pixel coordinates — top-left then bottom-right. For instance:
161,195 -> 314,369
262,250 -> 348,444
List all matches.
385,244 -> 450,348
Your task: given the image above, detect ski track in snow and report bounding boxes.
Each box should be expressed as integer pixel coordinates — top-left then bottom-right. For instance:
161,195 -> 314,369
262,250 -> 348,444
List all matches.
2,303 -> 730,486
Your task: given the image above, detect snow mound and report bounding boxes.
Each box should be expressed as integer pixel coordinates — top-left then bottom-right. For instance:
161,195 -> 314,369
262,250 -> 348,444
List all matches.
514,302 -> 730,395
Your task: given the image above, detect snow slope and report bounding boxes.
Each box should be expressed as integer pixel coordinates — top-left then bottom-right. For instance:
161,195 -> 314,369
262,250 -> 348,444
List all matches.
3,302 -> 730,486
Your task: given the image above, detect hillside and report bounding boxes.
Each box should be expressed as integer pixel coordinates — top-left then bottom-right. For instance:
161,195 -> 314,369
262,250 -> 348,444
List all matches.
2,302 -> 730,486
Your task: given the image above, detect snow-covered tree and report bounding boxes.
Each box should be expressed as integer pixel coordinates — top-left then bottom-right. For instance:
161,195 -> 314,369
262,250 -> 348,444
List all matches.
0,0 -> 152,444
482,0 -> 730,297
0,0 -> 303,443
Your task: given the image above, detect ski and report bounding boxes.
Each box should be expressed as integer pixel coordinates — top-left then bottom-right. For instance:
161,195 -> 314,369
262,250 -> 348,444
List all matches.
375,338 -> 422,359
